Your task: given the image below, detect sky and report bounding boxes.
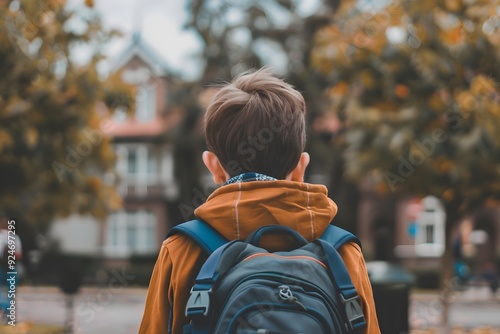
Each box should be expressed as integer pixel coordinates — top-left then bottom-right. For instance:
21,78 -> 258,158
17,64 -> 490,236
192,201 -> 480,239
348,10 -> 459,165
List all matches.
65,0 -> 394,81
93,0 -> 203,80
86,0 -> 325,81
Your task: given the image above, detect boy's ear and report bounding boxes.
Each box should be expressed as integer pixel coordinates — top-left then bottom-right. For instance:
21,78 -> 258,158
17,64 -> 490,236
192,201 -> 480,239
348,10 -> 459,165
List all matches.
288,152 -> 310,182
202,151 -> 229,184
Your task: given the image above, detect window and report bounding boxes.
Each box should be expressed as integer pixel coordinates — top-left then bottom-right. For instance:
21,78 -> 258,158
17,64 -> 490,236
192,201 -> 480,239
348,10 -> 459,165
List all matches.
127,149 -> 137,174
136,211 -> 157,254
424,225 -> 434,244
117,145 -> 160,195
126,212 -> 136,249
415,196 -> 445,257
135,86 -> 156,122
105,210 -> 157,257
111,215 -> 118,247
106,212 -> 126,252
145,216 -> 156,248
147,148 -> 156,174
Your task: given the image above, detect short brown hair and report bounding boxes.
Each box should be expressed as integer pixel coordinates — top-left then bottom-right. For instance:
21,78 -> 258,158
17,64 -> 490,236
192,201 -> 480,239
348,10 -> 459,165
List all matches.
204,68 -> 306,179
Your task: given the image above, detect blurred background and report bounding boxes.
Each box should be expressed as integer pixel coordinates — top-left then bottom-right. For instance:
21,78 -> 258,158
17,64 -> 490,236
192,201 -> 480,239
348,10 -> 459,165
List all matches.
1,0 -> 500,333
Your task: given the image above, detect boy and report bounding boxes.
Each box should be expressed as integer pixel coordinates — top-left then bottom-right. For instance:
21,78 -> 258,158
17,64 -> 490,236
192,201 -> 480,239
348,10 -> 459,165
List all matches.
139,68 -> 380,333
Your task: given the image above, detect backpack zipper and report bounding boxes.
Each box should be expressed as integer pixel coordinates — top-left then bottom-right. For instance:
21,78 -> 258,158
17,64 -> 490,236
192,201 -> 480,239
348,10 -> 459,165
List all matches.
242,253 -> 328,269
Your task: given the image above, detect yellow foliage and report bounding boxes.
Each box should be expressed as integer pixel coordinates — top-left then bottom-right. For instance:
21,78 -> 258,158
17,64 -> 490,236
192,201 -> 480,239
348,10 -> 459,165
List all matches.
475,101 -> 500,144
63,85 -> 79,103
428,93 -> 446,112
487,102 -> 500,117
395,84 -> 410,99
375,181 -> 389,195
328,82 -> 348,96
456,91 -> 476,113
99,185 -> 123,212
436,158 -> 454,173
88,113 -> 102,130
407,0 -> 439,14
5,98 -> 32,115
25,127 -> 39,148
466,2 -> 499,20
0,0 -> 131,224
442,189 -> 455,202
0,129 -> 13,152
359,70 -> 376,88
485,29 -> 500,47
444,0 -> 465,12
307,0 -> 500,240
374,101 -> 398,112
334,0 -> 358,17
470,75 -> 496,96
368,33 -> 389,55
86,176 -> 102,192
440,25 -> 464,45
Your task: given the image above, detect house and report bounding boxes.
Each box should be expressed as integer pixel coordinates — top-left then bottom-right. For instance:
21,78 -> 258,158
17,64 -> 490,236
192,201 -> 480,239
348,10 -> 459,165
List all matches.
102,32 -> 181,263
48,33 -> 182,270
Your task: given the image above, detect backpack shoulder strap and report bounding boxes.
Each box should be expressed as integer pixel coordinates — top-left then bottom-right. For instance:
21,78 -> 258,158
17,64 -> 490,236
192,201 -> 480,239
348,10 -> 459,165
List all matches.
167,219 -> 228,255
319,225 -> 366,332
319,224 -> 361,249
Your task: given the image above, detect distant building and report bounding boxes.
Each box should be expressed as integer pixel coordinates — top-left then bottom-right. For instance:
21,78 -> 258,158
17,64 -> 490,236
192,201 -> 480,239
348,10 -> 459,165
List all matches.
355,177 -> 448,270
103,32 -> 181,261
49,33 -> 182,266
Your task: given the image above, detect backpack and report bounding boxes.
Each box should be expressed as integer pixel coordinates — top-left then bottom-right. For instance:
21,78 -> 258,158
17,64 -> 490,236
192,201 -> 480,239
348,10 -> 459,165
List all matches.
168,219 -> 366,334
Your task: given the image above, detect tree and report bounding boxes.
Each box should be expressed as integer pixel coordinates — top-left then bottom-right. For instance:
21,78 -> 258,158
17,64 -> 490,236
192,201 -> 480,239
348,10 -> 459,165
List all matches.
312,0 -> 500,325
185,0 -> 340,114
174,0 -> 346,221
0,0 -> 130,227
313,0 -> 500,233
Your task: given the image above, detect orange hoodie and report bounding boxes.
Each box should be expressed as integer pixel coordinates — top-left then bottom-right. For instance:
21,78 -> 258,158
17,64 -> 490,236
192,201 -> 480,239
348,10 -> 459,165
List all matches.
139,180 -> 380,334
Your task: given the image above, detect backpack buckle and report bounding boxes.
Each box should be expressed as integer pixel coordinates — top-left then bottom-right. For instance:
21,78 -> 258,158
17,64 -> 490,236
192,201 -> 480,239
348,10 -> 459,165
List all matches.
341,294 -> 366,331
185,288 -> 212,318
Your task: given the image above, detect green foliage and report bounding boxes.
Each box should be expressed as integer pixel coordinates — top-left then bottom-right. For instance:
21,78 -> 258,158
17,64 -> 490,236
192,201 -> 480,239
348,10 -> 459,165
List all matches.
0,0 -> 127,225
312,0 -> 500,214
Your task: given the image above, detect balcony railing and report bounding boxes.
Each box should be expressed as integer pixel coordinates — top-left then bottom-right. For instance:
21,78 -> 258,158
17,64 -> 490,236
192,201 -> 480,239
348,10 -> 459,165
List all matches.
118,174 -> 178,199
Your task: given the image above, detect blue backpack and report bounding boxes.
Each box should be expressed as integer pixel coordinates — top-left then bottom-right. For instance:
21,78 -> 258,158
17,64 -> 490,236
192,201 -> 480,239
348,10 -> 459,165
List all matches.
168,219 -> 366,334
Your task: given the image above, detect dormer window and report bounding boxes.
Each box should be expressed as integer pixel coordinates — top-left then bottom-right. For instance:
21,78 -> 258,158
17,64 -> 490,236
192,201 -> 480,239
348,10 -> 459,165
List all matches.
136,85 -> 156,122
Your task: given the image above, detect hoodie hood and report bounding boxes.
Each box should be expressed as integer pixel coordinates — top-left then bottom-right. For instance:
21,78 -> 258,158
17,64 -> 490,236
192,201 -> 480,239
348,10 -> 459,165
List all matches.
194,180 -> 338,244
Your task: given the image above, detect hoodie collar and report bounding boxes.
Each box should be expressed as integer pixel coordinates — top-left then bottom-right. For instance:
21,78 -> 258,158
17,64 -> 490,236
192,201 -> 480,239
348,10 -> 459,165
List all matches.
194,179 -> 338,242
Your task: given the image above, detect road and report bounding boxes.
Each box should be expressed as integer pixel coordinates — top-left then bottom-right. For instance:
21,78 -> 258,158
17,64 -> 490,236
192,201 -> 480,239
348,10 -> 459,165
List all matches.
9,285 -> 500,333
16,286 -> 146,333
410,286 -> 500,331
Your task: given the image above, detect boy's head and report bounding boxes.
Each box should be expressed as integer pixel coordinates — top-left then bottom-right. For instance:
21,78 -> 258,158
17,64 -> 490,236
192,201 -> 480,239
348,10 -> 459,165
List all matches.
203,68 -> 309,183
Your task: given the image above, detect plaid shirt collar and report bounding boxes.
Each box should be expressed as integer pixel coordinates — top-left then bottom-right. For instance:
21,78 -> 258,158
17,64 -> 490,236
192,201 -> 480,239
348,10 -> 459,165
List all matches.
224,172 -> 277,185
